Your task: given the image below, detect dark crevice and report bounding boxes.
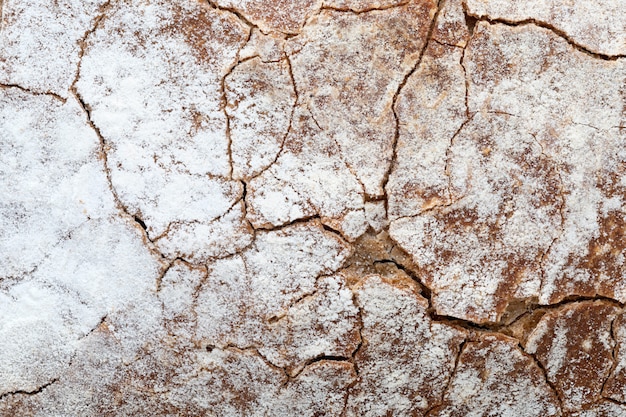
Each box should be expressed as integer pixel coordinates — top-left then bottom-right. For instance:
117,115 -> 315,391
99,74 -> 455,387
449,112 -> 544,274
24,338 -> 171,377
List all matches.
134,216 -> 148,231
373,259 -> 431,300
522,344 -> 565,411
205,0 -> 258,31
321,222 -> 346,239
364,194 -> 386,203
69,0 -> 166,262
463,11 -> 477,37
71,87 -> 163,259
0,379 -> 59,401
467,14 -> 626,61
341,293 -> 364,417
256,214 -> 321,231
288,353 -> 353,380
82,315 -> 108,339
605,397 -> 626,408
307,354 -> 351,364
538,294 -> 624,310
346,228 -> 626,339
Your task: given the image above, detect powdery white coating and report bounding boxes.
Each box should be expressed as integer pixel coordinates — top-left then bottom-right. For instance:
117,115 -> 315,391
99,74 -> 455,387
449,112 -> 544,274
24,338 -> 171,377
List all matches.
0,80 -> 160,399
0,322 -> 130,415
174,348 -> 287,415
0,217 -> 161,396
431,0 -> 470,48
258,274 -> 360,375
346,274 -> 466,416
271,360 -> 356,416
465,0 -> 626,56
225,57 -> 296,180
431,335 -> 561,417
194,222 -> 357,371
391,113 -> 561,323
526,301 -> 620,411
604,312 -> 626,402
157,260 -> 206,340
1,285 -> 355,417
239,29 -> 287,63
287,0 -> 436,196
76,0 -> 252,262
0,0 -> 106,96
0,89 -> 115,279
325,0 -> 406,11
215,0 -> 322,34
0,283 -> 84,395
364,201 -> 388,232
539,125 -> 626,303
569,400 -> 626,417
387,41 -> 467,219
177,349 -> 355,416
3,0 -> 626,413
392,21 -> 626,321
247,107 -> 368,239
467,23 -> 624,131
152,201 -> 253,261
465,23 -> 626,304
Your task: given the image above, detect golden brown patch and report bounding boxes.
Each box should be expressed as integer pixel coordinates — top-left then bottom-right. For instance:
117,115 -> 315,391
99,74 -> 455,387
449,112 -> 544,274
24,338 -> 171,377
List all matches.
527,301 -> 620,411
168,3 -> 248,65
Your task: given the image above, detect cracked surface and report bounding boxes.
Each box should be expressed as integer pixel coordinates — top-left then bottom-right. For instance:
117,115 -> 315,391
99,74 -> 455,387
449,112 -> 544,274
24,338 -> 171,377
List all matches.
464,0 -> 626,57
2,0 -> 626,415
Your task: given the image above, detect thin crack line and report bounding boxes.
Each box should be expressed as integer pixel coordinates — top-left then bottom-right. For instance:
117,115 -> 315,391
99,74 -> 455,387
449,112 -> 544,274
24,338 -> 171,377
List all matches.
466,14 -> 625,61
236,54 -> 297,183
382,0 -> 447,216
320,1 -> 411,15
0,379 -> 59,401
0,83 -> 66,102
601,313 -> 620,399
522,344 -> 565,412
424,339 -> 467,416
221,25 -> 253,180
340,291 -> 364,417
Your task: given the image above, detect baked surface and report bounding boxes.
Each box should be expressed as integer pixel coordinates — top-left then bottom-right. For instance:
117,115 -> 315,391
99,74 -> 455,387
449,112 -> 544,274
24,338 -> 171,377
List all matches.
1,0 -> 625,415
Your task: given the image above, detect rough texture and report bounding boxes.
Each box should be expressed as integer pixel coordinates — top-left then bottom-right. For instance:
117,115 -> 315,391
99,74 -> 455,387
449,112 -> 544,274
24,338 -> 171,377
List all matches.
465,0 -> 626,56
76,0 -> 252,262
526,301 -> 620,411
391,19 -> 626,322
0,0 -> 107,96
430,334 -> 561,417
346,274 -> 466,416
3,0 -> 626,415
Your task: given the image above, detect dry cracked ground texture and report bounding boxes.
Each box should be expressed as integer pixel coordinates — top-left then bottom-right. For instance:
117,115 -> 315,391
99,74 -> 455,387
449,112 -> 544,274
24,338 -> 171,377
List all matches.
0,0 -> 625,415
